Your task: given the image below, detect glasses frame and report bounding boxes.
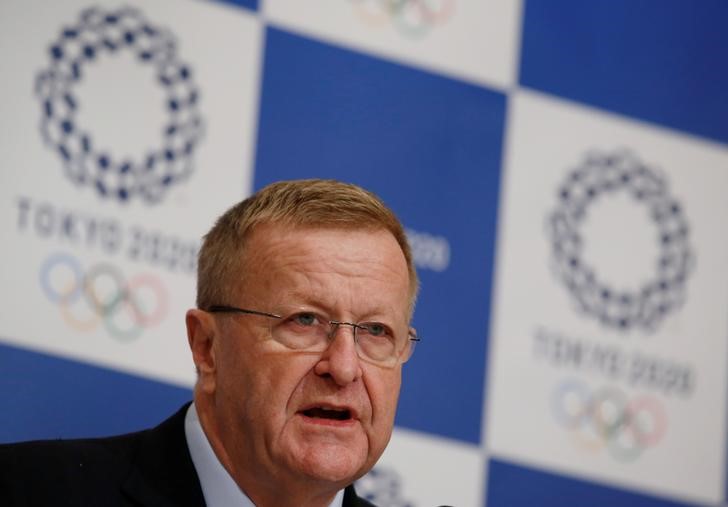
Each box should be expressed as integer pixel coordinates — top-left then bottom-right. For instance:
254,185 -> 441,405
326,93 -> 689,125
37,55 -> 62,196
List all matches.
206,304 -> 419,366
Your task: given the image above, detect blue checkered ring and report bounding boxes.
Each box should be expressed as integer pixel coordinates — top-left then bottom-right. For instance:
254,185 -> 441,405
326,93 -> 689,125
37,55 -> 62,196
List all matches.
546,151 -> 693,332
35,6 -> 204,204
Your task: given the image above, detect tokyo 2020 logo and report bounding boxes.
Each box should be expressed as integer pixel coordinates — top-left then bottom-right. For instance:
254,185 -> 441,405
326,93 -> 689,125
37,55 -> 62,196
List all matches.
547,151 -> 693,332
35,6 -> 204,204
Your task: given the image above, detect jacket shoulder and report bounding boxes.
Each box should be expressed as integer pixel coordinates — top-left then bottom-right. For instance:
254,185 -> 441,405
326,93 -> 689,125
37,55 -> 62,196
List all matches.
0,429 -> 147,505
0,404 -> 203,507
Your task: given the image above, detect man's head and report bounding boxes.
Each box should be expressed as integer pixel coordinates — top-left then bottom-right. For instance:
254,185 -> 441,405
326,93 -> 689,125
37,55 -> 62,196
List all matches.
186,179 -> 418,505
196,179 -> 418,317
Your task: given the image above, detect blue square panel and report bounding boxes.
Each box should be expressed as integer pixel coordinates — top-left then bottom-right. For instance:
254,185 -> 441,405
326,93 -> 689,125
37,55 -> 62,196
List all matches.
211,0 -> 258,12
255,27 -> 506,444
520,0 -> 728,144
0,342 -> 192,443
486,459 -> 710,507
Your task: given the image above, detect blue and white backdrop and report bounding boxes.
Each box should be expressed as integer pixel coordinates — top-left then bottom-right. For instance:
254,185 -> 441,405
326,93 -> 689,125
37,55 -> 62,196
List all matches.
1,1 -> 727,505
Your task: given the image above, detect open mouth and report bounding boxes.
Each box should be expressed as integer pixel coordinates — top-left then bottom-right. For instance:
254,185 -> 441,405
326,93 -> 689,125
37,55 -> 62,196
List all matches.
302,407 -> 352,421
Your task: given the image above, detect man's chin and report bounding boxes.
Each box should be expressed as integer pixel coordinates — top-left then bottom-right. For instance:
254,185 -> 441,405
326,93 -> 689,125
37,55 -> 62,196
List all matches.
291,444 -> 370,485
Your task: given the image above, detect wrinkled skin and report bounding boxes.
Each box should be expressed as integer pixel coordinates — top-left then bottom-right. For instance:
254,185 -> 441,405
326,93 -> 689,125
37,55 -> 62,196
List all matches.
186,224 -> 411,507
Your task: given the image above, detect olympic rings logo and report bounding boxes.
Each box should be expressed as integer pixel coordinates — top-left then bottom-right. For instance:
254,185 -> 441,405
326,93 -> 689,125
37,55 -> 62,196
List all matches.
349,0 -> 456,38
39,252 -> 168,342
552,379 -> 667,462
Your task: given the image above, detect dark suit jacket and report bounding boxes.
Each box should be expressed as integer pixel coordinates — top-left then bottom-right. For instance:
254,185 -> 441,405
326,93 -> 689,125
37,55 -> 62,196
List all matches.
0,404 -> 375,507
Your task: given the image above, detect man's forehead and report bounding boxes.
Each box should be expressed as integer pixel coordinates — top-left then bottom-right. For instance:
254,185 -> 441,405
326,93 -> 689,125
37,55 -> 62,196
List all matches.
235,220 -> 409,285
235,228 -> 409,311
246,221 -> 393,242
242,223 -> 405,268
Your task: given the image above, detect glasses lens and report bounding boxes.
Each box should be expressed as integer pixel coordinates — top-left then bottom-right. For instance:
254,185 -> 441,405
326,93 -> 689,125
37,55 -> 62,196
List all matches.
271,310 -> 329,350
404,337 -> 417,363
355,322 -> 398,365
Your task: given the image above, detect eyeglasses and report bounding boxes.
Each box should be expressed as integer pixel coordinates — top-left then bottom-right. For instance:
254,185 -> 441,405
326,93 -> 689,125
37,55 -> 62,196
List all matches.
207,304 -> 419,368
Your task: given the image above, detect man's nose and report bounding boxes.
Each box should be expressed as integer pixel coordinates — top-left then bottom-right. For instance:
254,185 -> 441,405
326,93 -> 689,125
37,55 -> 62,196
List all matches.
313,324 -> 363,385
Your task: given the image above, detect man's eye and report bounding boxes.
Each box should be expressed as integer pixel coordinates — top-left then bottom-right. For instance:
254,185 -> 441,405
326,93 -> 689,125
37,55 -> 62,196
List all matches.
290,312 -> 319,327
361,322 -> 390,337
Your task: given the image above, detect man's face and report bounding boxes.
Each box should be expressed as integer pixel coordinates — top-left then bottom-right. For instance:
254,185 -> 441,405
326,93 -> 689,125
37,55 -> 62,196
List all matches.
200,224 -> 411,489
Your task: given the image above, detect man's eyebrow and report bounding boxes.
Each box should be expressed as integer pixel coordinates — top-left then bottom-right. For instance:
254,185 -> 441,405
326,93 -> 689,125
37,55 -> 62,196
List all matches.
272,291 -> 329,310
274,292 -> 397,318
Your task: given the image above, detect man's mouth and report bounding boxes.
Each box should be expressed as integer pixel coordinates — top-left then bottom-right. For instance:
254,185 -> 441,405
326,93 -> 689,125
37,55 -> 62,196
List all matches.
301,407 -> 352,421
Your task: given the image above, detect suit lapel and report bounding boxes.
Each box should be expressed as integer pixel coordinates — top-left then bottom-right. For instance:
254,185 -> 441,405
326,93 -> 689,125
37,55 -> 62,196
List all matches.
343,484 -> 376,507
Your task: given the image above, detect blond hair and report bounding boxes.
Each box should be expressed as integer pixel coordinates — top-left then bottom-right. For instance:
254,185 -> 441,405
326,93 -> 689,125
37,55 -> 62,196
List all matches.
197,179 -> 418,315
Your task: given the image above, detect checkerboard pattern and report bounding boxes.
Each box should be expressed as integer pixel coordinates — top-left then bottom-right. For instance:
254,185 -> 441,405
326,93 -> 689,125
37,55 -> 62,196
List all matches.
1,1 -> 727,505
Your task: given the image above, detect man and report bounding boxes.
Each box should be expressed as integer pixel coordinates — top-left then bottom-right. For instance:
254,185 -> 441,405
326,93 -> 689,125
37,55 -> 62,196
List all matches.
0,179 -> 420,507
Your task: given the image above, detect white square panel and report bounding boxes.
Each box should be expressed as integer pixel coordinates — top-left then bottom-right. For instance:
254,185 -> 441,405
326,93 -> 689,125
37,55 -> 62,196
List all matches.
485,90 -> 728,504
263,0 -> 521,89
0,0 -> 262,385
358,426 -> 484,506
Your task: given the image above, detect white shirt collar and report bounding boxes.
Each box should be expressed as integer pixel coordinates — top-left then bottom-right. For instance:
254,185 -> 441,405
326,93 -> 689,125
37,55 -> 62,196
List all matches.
184,403 -> 345,507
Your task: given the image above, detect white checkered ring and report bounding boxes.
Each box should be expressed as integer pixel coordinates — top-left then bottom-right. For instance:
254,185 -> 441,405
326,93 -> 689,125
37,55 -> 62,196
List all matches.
35,6 -> 204,204
355,466 -> 414,507
546,151 -> 693,332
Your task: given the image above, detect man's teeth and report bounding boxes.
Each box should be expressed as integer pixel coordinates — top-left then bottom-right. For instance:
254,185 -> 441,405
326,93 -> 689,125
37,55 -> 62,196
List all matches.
303,407 -> 350,420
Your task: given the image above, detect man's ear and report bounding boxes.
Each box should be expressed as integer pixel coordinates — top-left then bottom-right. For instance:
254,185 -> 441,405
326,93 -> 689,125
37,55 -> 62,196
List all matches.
186,308 -> 218,394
